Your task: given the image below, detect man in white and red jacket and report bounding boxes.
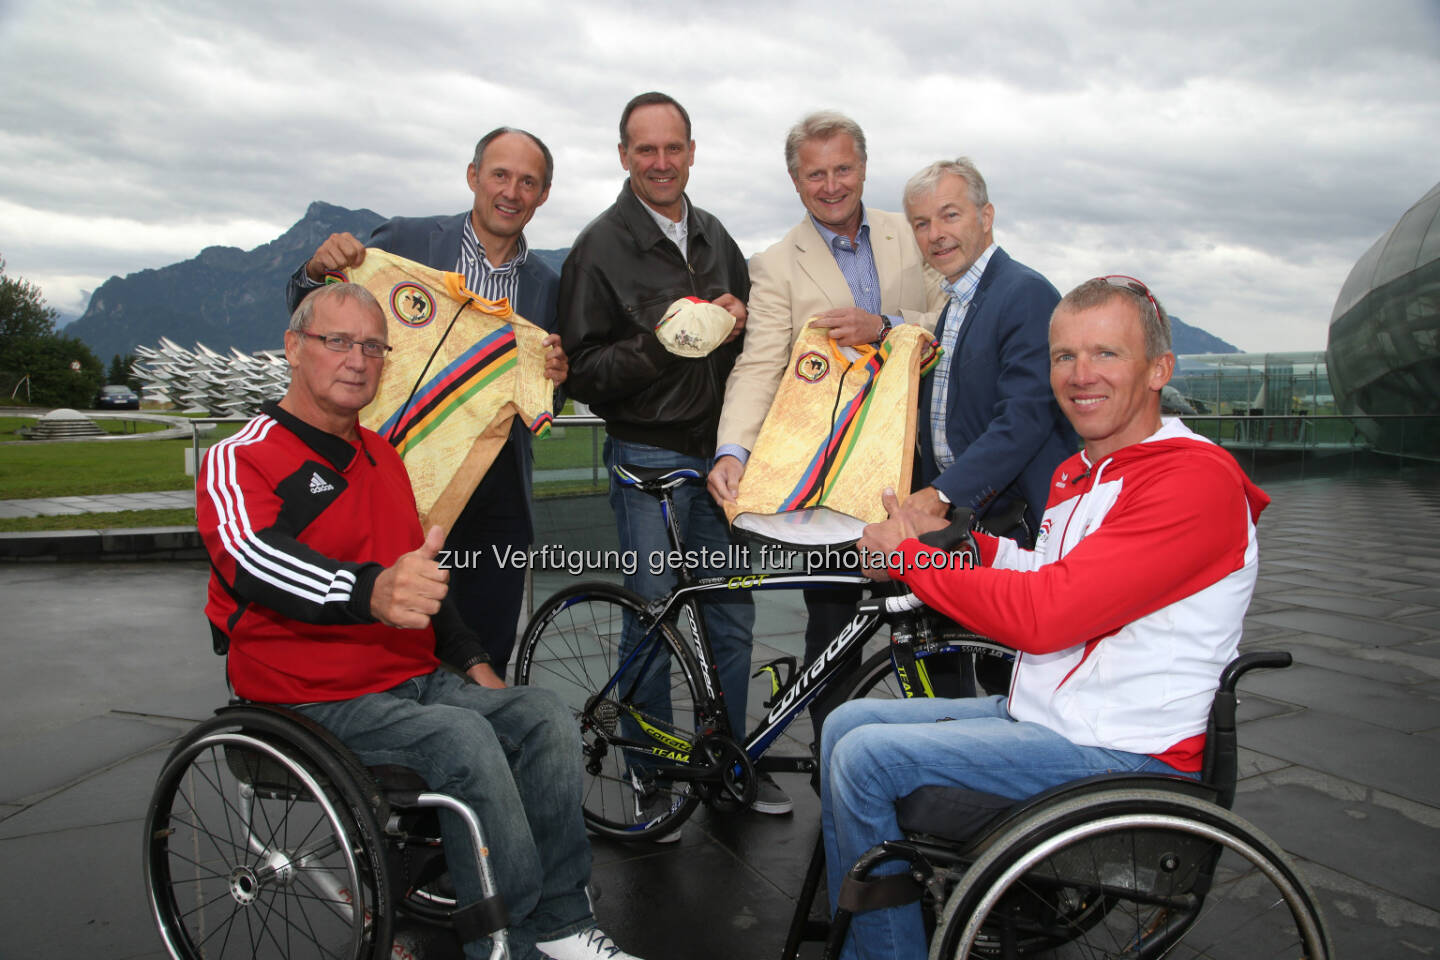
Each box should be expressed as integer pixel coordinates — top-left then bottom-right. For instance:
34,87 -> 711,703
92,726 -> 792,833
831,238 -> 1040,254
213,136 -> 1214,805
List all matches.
198,282 -> 643,960
818,275 -> 1270,960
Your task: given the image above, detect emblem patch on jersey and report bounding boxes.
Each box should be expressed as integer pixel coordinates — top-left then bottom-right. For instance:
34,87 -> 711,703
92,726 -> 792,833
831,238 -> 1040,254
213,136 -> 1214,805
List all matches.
390,283 -> 435,328
794,351 -> 829,383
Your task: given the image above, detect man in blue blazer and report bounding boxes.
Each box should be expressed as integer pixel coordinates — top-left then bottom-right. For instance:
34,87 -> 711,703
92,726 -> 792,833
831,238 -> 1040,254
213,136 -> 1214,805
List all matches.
903,158 -> 1076,547
286,127 -> 566,673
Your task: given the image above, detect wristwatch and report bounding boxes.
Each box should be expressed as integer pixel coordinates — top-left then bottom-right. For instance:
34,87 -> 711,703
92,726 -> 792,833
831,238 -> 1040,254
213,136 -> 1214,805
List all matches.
877,315 -> 893,342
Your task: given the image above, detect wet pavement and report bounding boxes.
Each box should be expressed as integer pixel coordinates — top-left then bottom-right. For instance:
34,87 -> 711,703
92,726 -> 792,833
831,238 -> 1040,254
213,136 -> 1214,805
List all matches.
1,468 -> 1438,957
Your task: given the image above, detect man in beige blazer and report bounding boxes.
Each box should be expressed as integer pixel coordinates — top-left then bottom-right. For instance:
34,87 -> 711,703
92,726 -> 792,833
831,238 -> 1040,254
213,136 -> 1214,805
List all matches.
708,110 -> 945,744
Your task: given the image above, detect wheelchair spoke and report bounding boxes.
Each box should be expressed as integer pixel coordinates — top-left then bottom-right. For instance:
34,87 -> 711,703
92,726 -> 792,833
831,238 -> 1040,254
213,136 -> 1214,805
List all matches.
145,723 -> 386,959
939,798 -> 1329,959
172,747 -> 254,869
254,886 -> 355,960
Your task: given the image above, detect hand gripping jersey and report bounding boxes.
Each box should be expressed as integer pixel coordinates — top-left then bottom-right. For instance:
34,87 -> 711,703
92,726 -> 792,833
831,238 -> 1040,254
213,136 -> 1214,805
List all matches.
334,249 -> 553,534
727,322 -> 939,545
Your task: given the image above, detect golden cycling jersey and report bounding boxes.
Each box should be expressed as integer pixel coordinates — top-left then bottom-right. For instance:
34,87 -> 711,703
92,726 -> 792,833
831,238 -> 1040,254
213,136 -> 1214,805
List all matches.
334,248 -> 553,534
727,322 -> 939,534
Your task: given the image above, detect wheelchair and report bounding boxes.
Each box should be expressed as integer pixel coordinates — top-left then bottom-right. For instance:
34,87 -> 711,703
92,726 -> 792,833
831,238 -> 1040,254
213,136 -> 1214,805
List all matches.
784,650 -> 1333,959
143,701 -> 511,960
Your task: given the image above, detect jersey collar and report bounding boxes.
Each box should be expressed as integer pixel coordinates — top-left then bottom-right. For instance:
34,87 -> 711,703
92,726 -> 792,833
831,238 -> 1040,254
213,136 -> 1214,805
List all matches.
260,401 -> 365,472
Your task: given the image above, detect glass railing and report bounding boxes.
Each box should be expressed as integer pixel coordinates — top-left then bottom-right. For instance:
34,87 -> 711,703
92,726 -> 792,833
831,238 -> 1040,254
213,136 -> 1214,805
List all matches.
195,412 -> 1440,493
1178,413 -> 1439,479
532,414 -> 607,497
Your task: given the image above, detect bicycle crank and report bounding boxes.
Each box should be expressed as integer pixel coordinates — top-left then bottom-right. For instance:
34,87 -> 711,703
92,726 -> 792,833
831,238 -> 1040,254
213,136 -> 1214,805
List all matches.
694,734 -> 756,811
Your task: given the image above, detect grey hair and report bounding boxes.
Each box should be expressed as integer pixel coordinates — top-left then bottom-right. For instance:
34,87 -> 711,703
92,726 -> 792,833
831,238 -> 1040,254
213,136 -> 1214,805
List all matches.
289,282 -> 384,333
784,111 -> 867,179
1054,277 -> 1173,360
903,158 -> 989,211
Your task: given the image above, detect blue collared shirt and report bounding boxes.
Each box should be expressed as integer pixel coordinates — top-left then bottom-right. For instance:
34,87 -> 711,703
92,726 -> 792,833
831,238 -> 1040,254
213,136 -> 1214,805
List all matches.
929,243 -> 998,471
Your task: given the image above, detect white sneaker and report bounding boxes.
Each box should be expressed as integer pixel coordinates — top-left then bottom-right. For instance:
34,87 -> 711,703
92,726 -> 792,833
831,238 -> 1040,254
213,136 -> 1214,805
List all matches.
537,927 -> 641,960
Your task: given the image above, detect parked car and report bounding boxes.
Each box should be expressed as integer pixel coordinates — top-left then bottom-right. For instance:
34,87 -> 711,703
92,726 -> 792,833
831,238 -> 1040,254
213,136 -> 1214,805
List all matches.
95,384 -> 140,410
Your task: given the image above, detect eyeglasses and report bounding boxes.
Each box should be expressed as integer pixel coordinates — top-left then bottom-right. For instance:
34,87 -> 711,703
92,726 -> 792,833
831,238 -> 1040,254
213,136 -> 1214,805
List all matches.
1100,275 -> 1161,318
300,331 -> 392,359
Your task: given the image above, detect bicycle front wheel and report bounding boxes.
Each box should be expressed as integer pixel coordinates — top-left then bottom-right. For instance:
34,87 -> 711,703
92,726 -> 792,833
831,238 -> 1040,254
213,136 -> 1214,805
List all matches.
515,582 -> 705,840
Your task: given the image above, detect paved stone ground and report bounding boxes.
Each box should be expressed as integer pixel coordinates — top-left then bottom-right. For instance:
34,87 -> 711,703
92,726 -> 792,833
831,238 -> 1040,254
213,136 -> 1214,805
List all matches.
1,468 -> 1437,957
0,489 -> 196,519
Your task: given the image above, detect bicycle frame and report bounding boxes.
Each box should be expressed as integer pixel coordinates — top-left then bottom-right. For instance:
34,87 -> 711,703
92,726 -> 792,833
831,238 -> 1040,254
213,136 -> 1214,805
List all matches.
587,469 -> 1008,791
599,569 -> 986,785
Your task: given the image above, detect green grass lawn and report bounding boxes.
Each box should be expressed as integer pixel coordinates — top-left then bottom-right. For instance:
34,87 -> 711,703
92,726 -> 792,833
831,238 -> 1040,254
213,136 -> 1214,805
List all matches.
0,423 -> 245,499
0,417 -> 606,528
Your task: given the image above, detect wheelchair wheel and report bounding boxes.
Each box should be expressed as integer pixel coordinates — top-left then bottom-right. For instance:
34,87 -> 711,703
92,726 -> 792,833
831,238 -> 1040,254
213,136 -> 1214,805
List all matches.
841,638 -> 1015,702
144,713 -> 392,959
931,787 -> 1331,959
515,581 -> 705,840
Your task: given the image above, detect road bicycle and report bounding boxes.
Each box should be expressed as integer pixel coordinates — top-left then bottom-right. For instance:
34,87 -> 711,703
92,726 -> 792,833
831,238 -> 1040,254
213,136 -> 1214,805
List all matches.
512,464 -> 1014,840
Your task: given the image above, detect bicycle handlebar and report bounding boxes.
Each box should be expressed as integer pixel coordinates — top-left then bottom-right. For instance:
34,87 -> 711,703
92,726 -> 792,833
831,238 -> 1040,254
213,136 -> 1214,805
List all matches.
855,590 -> 928,616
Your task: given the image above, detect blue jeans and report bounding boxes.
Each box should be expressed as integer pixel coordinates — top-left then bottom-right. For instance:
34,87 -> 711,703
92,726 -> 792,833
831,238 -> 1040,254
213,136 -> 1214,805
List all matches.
604,437 -> 755,737
295,670 -> 591,960
819,695 -> 1193,960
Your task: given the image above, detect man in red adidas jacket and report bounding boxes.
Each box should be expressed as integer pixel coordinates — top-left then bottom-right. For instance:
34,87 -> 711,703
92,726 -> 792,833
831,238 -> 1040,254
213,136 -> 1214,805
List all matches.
818,276 -> 1270,960
197,282 -> 641,960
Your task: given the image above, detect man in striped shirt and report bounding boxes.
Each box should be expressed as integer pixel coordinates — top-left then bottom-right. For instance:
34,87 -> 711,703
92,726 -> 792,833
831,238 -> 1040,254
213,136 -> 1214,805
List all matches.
286,127 -> 566,672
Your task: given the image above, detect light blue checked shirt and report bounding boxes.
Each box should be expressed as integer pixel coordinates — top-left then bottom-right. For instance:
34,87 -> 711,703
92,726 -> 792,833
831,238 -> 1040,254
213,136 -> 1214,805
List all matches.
808,210 -> 882,315
928,243 -> 997,472
458,217 -> 530,304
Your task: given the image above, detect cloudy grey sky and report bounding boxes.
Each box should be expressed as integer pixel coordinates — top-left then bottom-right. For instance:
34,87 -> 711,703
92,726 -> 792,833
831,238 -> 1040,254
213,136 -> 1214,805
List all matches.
2,0 -> 1437,352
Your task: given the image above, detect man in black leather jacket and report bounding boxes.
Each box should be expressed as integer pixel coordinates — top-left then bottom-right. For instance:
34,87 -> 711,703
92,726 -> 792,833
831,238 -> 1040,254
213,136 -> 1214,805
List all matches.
558,92 -> 792,821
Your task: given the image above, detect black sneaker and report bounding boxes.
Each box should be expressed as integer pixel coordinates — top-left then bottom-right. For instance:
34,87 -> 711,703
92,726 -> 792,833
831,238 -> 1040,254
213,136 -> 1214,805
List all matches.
751,772 -> 794,815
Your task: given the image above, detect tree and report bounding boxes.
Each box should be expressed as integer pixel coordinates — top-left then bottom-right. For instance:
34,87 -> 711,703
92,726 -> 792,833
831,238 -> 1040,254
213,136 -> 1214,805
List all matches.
108,352 -> 140,388
0,256 -> 102,407
0,255 -> 59,349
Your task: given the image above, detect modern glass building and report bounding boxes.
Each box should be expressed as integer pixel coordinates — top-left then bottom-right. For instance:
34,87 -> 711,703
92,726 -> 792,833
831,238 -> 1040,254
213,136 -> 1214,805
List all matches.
1172,352 -> 1333,416
1326,180 -> 1440,458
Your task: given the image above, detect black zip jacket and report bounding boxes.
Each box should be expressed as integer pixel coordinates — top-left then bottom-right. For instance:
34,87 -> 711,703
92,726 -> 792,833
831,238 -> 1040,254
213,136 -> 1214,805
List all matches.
558,182 -> 750,458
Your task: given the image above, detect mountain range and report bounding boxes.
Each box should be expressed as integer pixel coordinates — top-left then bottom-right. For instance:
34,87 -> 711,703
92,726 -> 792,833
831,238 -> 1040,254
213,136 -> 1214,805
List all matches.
67,202 -> 1239,359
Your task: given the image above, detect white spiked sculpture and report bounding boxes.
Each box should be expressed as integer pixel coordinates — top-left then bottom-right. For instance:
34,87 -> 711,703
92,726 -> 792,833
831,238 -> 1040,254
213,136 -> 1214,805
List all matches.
133,339 -> 290,415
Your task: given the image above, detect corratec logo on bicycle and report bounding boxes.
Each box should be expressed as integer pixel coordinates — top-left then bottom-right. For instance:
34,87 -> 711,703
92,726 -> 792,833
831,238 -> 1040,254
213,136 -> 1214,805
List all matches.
681,609 -> 716,699
764,615 -> 870,726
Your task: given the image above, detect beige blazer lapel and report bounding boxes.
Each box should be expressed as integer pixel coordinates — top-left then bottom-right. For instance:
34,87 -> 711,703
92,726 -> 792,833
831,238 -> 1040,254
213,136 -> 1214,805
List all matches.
791,218 -> 853,310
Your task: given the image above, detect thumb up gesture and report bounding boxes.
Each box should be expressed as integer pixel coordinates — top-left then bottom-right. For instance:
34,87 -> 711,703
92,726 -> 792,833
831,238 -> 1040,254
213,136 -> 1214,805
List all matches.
371,525 -> 449,629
